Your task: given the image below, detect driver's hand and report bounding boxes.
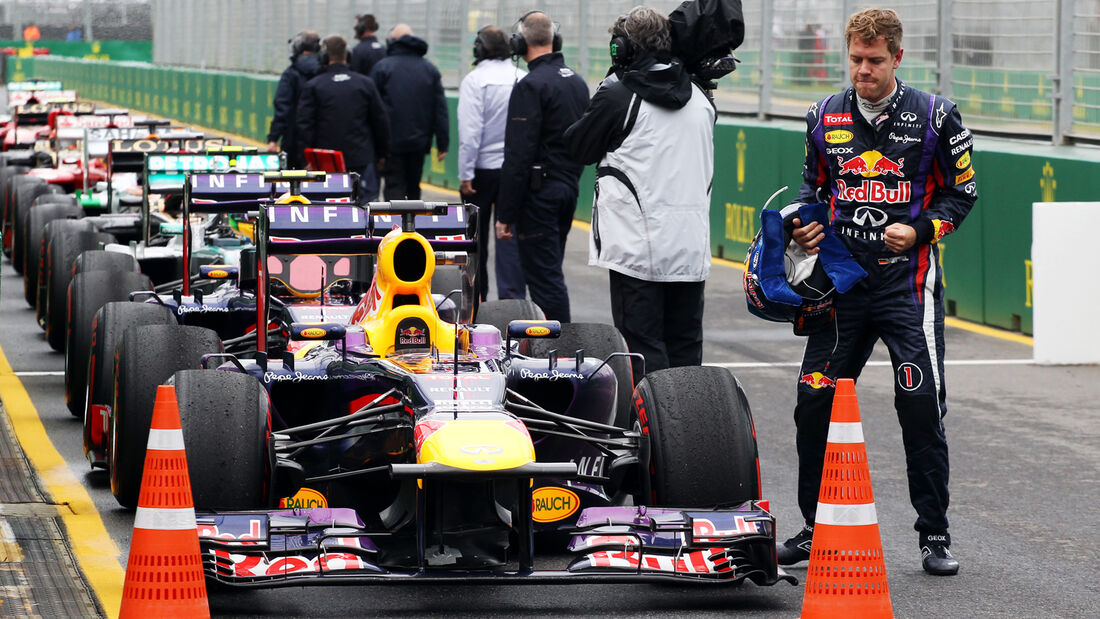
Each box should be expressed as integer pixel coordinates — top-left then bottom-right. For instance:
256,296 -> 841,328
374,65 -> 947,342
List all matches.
884,223 -> 917,253
791,218 -> 824,255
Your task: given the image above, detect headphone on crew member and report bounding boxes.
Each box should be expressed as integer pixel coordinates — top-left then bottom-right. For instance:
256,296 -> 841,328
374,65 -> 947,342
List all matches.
509,10 -> 562,58
288,30 -> 321,58
608,16 -> 635,67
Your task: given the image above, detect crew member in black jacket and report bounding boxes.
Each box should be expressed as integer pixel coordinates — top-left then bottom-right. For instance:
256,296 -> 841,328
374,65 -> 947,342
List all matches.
350,14 -> 386,77
297,35 -> 390,203
495,10 -> 590,323
370,24 -> 449,200
267,31 -> 321,169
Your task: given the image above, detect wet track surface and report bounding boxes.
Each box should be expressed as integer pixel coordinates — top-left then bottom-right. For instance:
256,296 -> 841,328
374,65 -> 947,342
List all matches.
1,187 -> 1098,617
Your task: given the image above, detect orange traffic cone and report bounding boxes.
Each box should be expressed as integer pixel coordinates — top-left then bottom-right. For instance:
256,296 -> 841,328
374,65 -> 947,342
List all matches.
800,378 -> 893,618
119,385 -> 209,618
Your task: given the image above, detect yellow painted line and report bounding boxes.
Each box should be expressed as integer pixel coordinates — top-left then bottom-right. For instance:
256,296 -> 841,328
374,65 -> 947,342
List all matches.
945,316 -> 1033,345
0,347 -> 123,618
421,181 -> 460,197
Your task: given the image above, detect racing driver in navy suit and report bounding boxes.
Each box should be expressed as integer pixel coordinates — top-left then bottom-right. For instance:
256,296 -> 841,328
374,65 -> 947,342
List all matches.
777,7 -> 977,577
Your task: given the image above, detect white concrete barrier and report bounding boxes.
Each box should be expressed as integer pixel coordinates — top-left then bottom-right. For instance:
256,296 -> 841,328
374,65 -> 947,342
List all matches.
1032,202 -> 1100,365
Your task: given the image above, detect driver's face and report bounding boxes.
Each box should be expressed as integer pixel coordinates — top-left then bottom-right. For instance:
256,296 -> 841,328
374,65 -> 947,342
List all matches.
848,36 -> 902,102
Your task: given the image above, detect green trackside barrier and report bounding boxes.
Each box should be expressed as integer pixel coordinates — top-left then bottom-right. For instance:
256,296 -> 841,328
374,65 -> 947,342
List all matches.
15,56 -> 1100,335
0,40 -> 151,62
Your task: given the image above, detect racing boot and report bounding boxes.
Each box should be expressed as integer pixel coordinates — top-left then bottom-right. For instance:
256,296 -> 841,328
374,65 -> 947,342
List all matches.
920,532 -> 959,575
776,524 -> 813,565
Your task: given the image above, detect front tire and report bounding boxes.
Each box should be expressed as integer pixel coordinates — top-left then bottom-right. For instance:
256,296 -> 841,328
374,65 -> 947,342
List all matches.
633,366 -> 760,508
66,270 -> 155,417
83,301 -> 176,467
109,324 -> 223,508
174,370 -> 271,510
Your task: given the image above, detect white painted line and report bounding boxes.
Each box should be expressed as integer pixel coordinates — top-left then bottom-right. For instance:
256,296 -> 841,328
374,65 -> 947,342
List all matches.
706,359 -> 1033,369
12,371 -> 65,377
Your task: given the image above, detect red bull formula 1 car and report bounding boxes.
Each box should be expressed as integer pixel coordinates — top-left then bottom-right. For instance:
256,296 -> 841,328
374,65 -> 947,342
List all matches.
136,172 -> 795,587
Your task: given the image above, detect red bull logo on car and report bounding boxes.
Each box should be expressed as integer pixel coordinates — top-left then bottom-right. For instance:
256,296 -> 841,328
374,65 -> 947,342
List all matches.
799,372 -> 836,389
837,151 -> 905,178
399,326 -> 428,346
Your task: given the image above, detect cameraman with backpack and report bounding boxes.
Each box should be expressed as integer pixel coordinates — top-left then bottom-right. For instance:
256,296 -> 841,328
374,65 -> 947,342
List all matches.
564,6 -> 717,373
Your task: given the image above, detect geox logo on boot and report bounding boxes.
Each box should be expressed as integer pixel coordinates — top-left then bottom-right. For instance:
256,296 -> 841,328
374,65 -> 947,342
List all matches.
926,535 -> 947,542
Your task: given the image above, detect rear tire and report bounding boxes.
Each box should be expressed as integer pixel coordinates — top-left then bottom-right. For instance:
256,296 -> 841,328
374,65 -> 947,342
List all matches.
73,249 -> 140,276
66,271 -> 155,417
474,299 -> 545,335
174,370 -> 270,510
633,366 -> 760,508
523,323 -> 635,429
23,198 -> 82,307
110,324 -> 223,508
43,223 -> 115,349
8,176 -> 46,272
83,302 -> 176,467
11,179 -> 57,273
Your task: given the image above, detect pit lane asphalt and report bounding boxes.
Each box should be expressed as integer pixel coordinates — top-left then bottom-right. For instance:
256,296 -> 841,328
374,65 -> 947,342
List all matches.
1,185 -> 1097,618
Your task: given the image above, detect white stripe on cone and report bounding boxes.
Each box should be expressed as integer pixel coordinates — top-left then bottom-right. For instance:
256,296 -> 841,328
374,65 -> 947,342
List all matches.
815,502 -> 878,526
134,506 -> 198,531
146,428 -> 186,451
826,421 -> 865,443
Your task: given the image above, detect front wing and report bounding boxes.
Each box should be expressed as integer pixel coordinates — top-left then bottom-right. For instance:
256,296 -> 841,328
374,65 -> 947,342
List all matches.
197,504 -> 796,587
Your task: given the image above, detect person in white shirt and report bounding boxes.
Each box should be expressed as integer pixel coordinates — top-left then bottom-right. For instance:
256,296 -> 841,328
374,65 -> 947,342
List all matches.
458,26 -> 527,301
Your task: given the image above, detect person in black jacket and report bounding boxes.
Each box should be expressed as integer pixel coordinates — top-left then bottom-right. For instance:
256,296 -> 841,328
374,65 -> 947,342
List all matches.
370,24 -> 449,200
267,30 -> 321,169
350,14 -> 386,76
297,35 -> 390,203
496,10 -> 590,323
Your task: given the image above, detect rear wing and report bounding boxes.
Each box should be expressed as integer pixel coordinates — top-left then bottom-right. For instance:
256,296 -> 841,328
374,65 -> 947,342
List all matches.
145,152 -> 282,194
14,100 -> 91,125
8,89 -> 78,109
108,136 -> 227,175
55,114 -> 135,144
6,80 -> 63,92
252,199 -> 476,352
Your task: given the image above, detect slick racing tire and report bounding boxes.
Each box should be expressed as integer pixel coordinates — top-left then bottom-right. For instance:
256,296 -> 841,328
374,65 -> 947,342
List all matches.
633,366 -> 760,508
174,369 -> 270,510
83,302 -> 176,467
23,198 -> 82,307
7,175 -> 48,273
474,299 -> 545,336
0,165 -> 30,251
11,180 -> 62,274
524,323 -> 635,429
73,249 -> 141,276
43,223 -> 115,349
110,324 -> 223,509
66,270 -> 155,417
